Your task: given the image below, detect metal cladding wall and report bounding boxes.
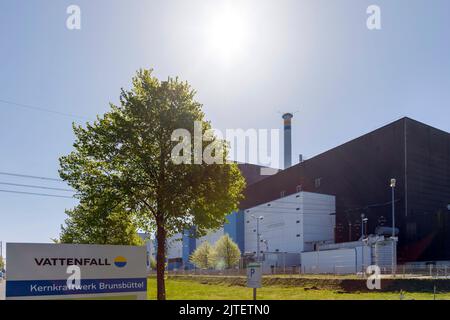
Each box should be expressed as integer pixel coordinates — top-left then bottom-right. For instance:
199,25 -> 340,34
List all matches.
403,120 -> 450,261
244,192 -> 335,255
237,163 -> 271,186
240,118 -> 450,262
301,246 -> 371,274
182,227 -> 196,270
196,228 -> 224,247
224,210 -> 245,253
181,211 -> 245,268
196,211 -> 245,253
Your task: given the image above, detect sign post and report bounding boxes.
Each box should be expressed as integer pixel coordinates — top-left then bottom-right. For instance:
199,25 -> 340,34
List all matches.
6,243 -> 147,300
247,262 -> 262,300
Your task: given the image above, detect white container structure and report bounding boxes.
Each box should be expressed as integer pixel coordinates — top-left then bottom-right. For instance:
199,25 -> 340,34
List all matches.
301,246 -> 371,274
301,236 -> 396,274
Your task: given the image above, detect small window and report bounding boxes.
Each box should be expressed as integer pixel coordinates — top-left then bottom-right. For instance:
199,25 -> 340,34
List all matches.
253,229 -> 256,232
296,208 -> 300,211
296,185 -> 302,193
296,194 -> 300,198
275,249 -> 279,252
267,203 -> 271,207
296,220 -> 300,224
246,220 -> 250,223
280,190 -> 286,197
315,177 -> 322,188
296,234 -> 300,237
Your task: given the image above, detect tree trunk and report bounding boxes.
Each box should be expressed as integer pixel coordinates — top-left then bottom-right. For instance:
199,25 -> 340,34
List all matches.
156,221 -> 166,300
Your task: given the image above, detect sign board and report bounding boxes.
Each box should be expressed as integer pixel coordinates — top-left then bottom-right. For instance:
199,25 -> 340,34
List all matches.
6,243 -> 147,300
247,263 -> 262,288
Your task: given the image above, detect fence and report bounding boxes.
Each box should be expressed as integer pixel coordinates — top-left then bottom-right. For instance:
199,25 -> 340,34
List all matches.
152,263 -> 450,279
389,264 -> 450,278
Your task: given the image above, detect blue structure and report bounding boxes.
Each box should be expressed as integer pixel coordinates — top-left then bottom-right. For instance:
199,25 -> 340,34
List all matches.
181,211 -> 245,269
224,210 -> 245,254
167,260 -> 183,270
182,226 -> 197,270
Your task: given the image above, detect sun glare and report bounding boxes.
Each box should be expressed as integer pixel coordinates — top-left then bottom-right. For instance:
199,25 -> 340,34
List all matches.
206,6 -> 249,63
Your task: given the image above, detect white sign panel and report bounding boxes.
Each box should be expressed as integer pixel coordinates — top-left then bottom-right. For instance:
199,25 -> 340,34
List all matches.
247,263 -> 262,288
6,243 -> 147,300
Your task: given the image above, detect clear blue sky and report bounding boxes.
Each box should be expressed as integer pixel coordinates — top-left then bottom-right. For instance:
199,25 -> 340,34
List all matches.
1,0 -> 450,257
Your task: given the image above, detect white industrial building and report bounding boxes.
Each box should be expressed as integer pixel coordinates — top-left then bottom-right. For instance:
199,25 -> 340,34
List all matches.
188,190 -> 397,274
243,191 -> 336,272
188,191 -> 336,271
156,189 -> 396,274
244,191 -> 336,255
301,236 -> 396,274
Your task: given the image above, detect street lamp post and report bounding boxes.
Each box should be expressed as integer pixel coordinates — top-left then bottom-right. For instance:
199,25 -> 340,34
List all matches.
361,214 -> 368,273
262,239 -> 269,252
390,178 -> 397,275
251,215 -> 264,262
348,222 -> 352,241
250,214 -> 263,301
361,214 -> 368,239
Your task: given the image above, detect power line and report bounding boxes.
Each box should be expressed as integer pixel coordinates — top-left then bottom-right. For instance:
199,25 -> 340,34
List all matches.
0,171 -> 64,182
0,181 -> 73,192
0,98 -> 93,121
0,189 -> 75,199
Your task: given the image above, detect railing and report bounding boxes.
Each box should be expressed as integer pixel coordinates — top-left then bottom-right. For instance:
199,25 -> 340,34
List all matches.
149,263 -> 450,278
151,268 -> 247,276
392,264 -> 450,278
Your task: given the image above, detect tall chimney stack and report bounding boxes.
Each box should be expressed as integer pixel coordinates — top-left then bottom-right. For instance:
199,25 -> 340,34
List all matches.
282,113 -> 293,169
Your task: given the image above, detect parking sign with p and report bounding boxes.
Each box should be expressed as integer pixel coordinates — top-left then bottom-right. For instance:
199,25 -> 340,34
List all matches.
247,263 -> 262,288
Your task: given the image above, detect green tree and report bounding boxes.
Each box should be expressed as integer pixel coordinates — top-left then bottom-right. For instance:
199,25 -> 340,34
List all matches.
150,256 -> 157,270
212,234 -> 241,269
59,201 -> 143,245
190,241 -> 215,269
59,69 -> 245,300
0,256 -> 4,270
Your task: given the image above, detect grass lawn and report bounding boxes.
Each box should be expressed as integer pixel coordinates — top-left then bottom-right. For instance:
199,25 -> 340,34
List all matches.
147,278 -> 450,300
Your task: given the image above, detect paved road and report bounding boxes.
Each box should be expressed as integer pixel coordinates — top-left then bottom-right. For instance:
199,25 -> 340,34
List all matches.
0,280 -> 5,300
